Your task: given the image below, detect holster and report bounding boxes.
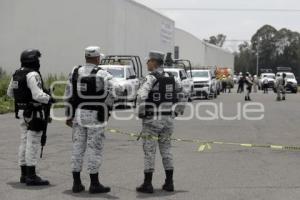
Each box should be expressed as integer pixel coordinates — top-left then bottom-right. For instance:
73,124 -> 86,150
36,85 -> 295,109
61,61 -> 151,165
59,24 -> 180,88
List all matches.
97,105 -> 111,122
28,117 -> 47,132
25,109 -> 47,132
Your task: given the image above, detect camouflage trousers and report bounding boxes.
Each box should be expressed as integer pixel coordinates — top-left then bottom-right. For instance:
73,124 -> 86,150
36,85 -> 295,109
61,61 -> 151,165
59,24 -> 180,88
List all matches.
19,120 -> 42,166
72,109 -> 106,174
277,85 -> 286,99
142,116 -> 174,173
246,85 -> 252,98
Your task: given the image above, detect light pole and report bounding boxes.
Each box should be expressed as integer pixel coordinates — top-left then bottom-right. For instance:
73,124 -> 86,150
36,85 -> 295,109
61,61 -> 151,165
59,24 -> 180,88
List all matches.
256,37 -> 261,76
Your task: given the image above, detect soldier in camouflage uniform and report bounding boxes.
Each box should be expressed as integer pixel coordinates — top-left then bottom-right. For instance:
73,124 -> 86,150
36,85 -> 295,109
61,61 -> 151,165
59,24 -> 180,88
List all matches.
65,46 -> 118,194
7,49 -> 54,186
245,73 -> 253,101
276,73 -> 287,101
136,51 -> 186,194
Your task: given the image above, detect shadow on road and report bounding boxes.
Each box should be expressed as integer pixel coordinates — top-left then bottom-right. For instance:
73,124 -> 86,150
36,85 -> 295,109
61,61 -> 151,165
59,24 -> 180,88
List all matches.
136,189 -> 188,199
63,190 -> 119,199
7,182 -> 55,190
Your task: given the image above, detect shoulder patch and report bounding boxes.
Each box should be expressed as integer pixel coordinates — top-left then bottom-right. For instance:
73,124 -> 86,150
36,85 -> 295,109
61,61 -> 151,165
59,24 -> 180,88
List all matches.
33,74 -> 42,89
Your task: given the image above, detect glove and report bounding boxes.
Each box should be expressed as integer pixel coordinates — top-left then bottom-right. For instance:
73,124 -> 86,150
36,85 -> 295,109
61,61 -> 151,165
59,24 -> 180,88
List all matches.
48,97 -> 56,104
66,119 -> 73,128
137,105 -> 146,119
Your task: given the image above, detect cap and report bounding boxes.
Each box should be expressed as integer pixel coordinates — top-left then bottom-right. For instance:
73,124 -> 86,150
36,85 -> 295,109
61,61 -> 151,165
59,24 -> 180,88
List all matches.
85,46 -> 101,58
147,51 -> 165,62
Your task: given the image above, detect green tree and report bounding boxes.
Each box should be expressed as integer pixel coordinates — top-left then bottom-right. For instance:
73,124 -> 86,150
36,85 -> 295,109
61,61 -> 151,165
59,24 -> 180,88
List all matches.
235,24 -> 300,79
234,42 -> 256,74
274,28 -> 300,76
205,34 -> 227,47
251,25 -> 278,72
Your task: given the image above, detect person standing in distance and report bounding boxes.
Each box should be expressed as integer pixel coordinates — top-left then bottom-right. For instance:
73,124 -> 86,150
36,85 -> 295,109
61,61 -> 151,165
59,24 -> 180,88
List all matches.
253,75 -> 259,93
237,73 -> 245,93
276,73 -> 287,101
136,51 -> 186,194
7,49 -> 54,186
262,75 -> 269,94
245,73 -> 253,101
65,46 -> 117,194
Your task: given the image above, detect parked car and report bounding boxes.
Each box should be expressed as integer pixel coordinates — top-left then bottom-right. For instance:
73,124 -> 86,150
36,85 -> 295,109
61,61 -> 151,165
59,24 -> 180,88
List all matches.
189,69 -> 217,99
275,72 -> 298,93
164,68 -> 194,101
258,73 -> 276,90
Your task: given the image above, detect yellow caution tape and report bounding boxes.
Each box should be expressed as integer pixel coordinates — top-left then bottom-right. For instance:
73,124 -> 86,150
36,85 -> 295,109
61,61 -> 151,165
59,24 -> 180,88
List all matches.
270,145 -> 283,150
240,144 -> 253,147
198,144 -> 206,152
107,128 -> 300,152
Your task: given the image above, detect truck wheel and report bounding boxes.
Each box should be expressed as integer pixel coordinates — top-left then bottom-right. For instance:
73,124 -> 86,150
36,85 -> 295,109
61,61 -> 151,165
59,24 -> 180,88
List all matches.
207,94 -> 212,100
292,89 -> 298,94
211,92 -> 216,98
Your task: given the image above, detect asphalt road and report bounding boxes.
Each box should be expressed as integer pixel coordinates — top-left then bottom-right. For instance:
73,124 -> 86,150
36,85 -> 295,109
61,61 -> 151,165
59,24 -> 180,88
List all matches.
1,90 -> 300,200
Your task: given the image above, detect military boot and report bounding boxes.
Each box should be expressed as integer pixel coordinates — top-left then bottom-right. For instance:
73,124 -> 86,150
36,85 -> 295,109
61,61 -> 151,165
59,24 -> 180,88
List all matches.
89,173 -> 111,194
72,172 -> 85,193
282,96 -> 286,101
277,97 -> 281,101
136,172 -> 154,194
26,166 -> 49,186
20,166 -> 27,183
162,170 -> 174,192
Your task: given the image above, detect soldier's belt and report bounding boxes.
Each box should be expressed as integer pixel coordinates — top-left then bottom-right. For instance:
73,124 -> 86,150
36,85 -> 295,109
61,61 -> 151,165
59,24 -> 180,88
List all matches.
145,111 -> 173,116
107,128 -> 300,152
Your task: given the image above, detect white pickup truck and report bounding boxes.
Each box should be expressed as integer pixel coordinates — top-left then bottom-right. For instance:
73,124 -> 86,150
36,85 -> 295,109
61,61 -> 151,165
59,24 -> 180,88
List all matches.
275,72 -> 298,93
163,68 -> 194,101
101,55 -> 143,105
258,73 -> 276,90
190,69 -> 217,99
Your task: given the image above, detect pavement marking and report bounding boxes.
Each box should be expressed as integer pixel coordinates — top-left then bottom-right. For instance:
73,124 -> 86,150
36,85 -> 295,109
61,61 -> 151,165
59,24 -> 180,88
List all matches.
106,128 -> 300,152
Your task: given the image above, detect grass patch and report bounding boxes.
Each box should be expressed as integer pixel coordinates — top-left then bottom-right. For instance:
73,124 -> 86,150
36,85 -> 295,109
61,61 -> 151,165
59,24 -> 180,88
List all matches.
0,96 -> 14,114
0,70 -> 14,114
0,67 -> 67,114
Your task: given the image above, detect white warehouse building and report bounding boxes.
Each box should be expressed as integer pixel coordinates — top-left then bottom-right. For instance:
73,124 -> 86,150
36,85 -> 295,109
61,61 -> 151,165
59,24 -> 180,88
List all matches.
0,0 -> 234,75
0,0 -> 175,75
175,28 -> 234,71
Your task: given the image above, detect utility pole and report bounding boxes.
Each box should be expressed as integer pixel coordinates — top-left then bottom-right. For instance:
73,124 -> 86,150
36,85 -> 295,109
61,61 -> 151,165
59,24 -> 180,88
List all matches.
256,38 -> 261,76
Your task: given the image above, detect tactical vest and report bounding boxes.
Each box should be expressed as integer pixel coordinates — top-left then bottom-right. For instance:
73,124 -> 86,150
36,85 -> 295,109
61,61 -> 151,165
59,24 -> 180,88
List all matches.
145,71 -> 177,116
245,77 -> 252,86
12,68 -> 35,105
12,68 -> 45,119
71,66 -> 107,111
